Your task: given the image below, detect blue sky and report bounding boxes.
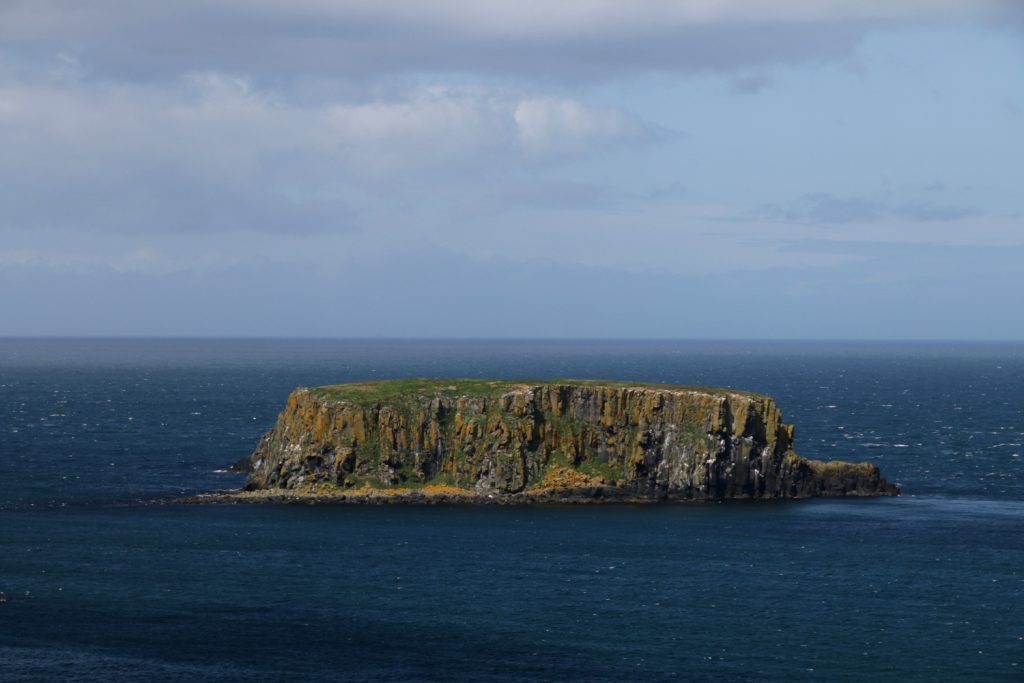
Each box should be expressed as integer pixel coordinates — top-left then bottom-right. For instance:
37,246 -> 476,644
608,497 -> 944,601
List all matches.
1,1 -> 1021,338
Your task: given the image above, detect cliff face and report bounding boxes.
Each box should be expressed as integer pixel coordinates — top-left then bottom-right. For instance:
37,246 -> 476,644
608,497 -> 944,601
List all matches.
244,381 -> 897,500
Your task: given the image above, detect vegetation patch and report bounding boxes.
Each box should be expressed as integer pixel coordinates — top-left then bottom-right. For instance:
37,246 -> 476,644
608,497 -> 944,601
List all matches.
426,471 -> 457,487
545,413 -> 589,438
353,432 -> 381,466
310,378 -> 767,407
577,459 -> 621,483
682,420 -> 713,448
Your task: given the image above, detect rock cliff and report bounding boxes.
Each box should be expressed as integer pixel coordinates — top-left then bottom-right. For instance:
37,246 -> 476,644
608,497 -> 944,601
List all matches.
243,379 -> 897,501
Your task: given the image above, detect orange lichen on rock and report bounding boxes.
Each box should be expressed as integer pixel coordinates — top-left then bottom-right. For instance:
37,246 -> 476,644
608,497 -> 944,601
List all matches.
541,465 -> 602,489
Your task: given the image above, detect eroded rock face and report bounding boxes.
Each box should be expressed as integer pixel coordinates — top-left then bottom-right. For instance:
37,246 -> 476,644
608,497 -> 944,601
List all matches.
244,382 -> 898,500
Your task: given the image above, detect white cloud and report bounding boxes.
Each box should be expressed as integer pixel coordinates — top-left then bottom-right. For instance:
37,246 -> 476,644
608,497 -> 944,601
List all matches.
514,97 -> 650,159
324,87 -> 512,174
324,89 -> 650,172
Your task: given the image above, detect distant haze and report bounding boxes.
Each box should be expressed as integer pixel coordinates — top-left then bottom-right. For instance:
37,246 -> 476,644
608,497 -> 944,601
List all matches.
1,1 -> 1022,339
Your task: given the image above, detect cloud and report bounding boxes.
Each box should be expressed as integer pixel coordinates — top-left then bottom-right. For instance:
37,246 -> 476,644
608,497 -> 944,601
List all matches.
730,73 -> 774,95
895,203 -> 981,222
0,75 -> 652,234
1,3 -> 1019,340
647,182 -> 688,201
756,193 -> 980,226
803,194 -> 883,224
2,1 -> 1019,82
481,181 -> 625,213
0,73 -> 351,234
513,97 -> 654,159
326,88 -> 653,173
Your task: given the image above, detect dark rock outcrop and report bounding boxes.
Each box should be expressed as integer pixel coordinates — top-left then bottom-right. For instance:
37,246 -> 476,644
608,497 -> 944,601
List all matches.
243,380 -> 898,501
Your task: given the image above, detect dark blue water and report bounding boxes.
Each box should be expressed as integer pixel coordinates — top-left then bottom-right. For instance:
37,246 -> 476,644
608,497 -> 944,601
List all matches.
2,340 -> 1022,681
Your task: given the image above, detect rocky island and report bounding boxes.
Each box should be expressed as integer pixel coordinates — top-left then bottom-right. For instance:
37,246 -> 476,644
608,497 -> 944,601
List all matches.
192,379 -> 898,504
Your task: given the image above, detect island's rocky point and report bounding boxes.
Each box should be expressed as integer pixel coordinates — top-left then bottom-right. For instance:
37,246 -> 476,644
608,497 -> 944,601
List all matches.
195,379 -> 898,504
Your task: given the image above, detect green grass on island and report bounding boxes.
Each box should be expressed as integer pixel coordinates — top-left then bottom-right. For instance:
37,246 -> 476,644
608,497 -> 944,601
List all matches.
309,378 -> 767,407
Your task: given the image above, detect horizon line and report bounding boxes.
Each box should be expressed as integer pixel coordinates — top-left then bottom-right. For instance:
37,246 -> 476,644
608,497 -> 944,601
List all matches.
1,336 -> 1022,344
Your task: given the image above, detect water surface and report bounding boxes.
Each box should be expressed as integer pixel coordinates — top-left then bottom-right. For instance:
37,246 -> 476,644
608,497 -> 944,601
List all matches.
2,340 -> 1021,681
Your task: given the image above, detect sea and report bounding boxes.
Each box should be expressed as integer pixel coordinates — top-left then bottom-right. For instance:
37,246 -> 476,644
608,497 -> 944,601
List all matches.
1,339 -> 1021,682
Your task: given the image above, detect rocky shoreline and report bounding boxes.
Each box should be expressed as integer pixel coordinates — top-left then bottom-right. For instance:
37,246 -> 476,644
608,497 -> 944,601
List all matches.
165,482 -> 897,507
165,486 -> 655,506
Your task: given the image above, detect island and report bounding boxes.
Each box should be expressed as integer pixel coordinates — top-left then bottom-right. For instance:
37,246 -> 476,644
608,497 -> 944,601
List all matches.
205,379 -> 898,504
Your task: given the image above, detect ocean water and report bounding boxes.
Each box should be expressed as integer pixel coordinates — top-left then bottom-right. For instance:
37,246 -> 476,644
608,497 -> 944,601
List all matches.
1,339 -> 1022,681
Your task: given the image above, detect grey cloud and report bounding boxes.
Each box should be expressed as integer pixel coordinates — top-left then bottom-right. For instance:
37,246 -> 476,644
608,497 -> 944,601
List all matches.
647,182 -> 687,201
3,1 -> 1019,83
757,194 -> 881,224
465,178 -> 688,217
779,238 -> 1015,258
484,181 -> 625,213
803,194 -> 882,224
894,203 -> 980,222
730,73 -> 774,95
756,193 -> 980,226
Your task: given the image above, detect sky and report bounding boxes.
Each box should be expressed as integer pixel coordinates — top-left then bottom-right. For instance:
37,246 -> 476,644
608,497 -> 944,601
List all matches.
1,1 -> 1022,339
